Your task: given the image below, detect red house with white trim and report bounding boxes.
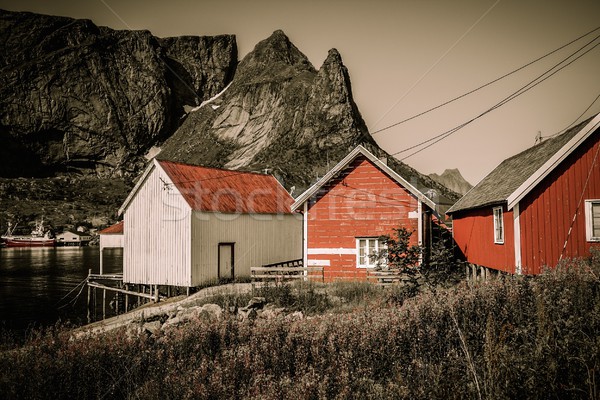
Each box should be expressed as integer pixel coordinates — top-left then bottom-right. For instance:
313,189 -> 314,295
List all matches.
291,145 -> 438,281
447,113 -> 600,274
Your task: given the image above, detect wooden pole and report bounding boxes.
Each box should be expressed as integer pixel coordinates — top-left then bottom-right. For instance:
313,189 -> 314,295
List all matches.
102,288 -> 106,320
99,247 -> 104,275
124,284 -> 129,313
87,269 -> 92,324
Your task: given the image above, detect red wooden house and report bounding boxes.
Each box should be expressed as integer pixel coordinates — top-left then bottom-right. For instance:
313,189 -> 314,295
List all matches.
447,113 -> 600,274
291,145 -> 437,281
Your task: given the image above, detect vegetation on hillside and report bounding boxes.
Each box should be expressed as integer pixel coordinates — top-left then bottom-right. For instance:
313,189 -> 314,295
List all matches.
1,254 -> 599,399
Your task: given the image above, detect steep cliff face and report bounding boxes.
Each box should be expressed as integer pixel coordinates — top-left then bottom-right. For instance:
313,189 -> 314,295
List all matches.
159,30 -> 375,190
159,30 -> 457,200
0,9 -> 236,178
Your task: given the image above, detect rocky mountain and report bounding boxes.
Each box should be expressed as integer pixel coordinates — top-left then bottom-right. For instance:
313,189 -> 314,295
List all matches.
0,9 -> 236,178
158,30 -> 457,199
0,10 -> 458,231
429,169 -> 473,196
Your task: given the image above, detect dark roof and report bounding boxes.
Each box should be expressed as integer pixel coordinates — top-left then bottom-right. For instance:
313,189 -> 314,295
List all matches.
158,160 -> 294,214
447,117 -> 594,214
99,221 -> 124,234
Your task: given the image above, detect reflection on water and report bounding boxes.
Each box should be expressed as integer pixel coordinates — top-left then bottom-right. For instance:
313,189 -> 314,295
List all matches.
0,246 -> 122,331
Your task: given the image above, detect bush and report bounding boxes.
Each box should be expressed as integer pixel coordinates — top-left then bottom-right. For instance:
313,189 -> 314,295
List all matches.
1,259 -> 599,399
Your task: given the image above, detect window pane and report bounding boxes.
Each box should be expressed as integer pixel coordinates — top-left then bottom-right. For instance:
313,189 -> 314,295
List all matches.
593,203 -> 600,237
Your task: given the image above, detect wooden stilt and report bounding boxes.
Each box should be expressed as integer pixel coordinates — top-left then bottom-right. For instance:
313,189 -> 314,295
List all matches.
125,284 -> 129,312
102,289 -> 106,320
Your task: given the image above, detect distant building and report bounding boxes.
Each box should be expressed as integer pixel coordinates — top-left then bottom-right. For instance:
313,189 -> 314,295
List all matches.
447,113 -> 600,274
292,145 -> 439,281
118,159 -> 302,289
56,230 -> 91,246
98,221 -> 124,274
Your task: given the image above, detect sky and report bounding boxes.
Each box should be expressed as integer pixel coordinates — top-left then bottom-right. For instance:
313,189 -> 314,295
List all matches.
1,0 -> 599,185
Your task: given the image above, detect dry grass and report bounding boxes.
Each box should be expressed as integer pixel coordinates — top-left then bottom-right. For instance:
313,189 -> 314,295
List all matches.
1,256 -> 599,399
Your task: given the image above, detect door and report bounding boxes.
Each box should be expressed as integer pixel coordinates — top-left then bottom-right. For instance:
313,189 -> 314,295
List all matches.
218,243 -> 235,280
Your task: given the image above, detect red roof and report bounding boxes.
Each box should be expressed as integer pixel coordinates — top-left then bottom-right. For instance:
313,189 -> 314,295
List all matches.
99,221 -> 124,234
158,160 -> 294,214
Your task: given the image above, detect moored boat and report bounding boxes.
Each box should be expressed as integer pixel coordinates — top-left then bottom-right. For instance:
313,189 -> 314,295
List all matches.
1,219 -> 56,247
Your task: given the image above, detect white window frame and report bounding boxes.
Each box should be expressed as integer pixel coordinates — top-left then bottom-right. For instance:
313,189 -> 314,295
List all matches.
493,206 -> 504,244
585,200 -> 600,242
356,237 -> 387,268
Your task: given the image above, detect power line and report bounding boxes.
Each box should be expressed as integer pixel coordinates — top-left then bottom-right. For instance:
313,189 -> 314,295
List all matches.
372,25 -> 600,136
391,33 -> 600,161
544,92 -> 600,139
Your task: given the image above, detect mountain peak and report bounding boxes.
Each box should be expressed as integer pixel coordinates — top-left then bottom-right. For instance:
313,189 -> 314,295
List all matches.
429,169 -> 473,195
238,29 -> 314,74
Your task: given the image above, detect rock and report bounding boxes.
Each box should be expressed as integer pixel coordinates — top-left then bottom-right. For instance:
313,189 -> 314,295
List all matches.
142,320 -> 162,336
199,303 -> 223,320
246,297 -> 266,310
237,307 -> 258,321
0,9 -> 236,178
259,304 -> 286,320
162,316 -> 182,329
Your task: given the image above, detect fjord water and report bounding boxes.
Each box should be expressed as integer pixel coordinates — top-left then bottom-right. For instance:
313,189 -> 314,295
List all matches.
0,247 -> 122,331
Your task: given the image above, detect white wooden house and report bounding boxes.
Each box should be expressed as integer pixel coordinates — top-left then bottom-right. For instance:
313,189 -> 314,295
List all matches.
118,159 -> 302,289
56,230 -> 92,246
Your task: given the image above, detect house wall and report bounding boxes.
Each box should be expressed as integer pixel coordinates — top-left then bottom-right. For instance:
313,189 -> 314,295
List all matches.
100,234 -> 123,249
518,131 -> 600,274
306,156 -> 421,281
452,206 -> 516,273
123,166 -> 192,286
190,212 -> 302,285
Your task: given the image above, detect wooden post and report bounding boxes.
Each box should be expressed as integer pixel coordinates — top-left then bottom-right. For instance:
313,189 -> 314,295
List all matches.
125,284 -> 129,313
155,285 -> 159,303
99,247 -> 104,275
102,288 -> 106,320
86,269 -> 92,323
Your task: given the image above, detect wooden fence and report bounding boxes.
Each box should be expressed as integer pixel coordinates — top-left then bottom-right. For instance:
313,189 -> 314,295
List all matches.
366,269 -> 411,286
251,259 -> 325,284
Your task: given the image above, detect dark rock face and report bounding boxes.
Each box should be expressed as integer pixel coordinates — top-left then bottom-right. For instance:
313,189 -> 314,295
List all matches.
0,9 -> 236,178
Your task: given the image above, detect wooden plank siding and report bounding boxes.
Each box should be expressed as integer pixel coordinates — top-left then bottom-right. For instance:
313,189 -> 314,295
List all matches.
451,207 -> 516,273
518,131 -> 600,274
306,156 -> 422,281
123,165 -> 192,287
190,212 -> 302,285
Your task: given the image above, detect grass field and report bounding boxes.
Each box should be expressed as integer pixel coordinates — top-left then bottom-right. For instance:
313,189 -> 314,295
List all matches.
1,254 -> 599,399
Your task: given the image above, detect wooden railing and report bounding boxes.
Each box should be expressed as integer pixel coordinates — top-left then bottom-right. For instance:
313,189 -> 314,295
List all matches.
366,269 -> 408,286
251,259 -> 325,283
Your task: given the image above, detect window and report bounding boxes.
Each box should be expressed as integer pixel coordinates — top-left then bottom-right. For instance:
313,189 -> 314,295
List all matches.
493,206 -> 504,244
585,200 -> 600,242
356,237 -> 387,268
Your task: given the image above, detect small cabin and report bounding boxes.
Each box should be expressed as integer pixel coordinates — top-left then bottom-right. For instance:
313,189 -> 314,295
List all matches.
447,113 -> 600,274
292,145 -> 439,281
98,221 -> 124,274
118,159 -> 302,290
56,230 -> 91,246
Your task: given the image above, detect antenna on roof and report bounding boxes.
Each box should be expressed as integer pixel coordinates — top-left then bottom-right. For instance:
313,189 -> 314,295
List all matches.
534,131 -> 543,145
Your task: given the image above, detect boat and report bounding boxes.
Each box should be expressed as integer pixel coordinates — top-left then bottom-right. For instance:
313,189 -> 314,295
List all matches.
1,219 -> 56,247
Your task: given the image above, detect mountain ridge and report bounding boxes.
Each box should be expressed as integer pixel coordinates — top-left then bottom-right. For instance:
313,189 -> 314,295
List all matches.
429,169 -> 473,196
0,11 -> 459,231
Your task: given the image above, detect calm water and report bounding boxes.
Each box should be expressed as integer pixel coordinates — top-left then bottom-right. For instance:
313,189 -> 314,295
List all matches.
0,246 -> 122,331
